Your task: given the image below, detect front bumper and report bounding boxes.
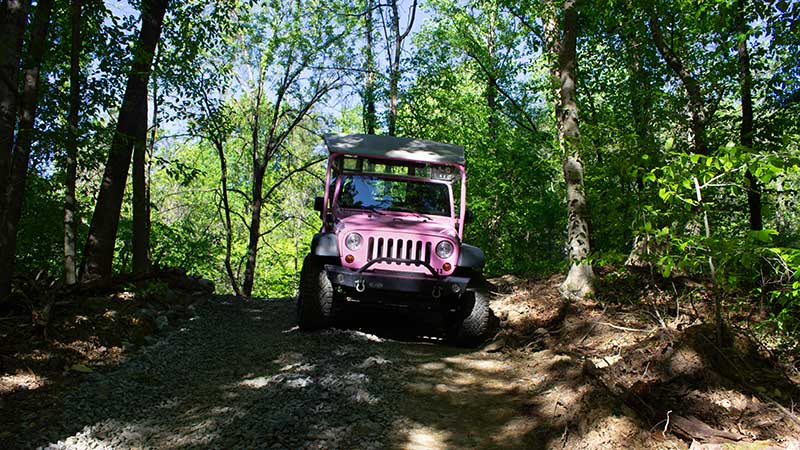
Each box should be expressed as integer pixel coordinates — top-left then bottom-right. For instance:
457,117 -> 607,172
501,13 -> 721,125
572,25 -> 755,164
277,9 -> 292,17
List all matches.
324,264 -> 469,298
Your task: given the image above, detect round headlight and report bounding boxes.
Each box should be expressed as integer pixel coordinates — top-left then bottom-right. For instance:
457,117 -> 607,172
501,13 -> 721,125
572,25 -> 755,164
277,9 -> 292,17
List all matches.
345,233 -> 363,251
436,240 -> 454,259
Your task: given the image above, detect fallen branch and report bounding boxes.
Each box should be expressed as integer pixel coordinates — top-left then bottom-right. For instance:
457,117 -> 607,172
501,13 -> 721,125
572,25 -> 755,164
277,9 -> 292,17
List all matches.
670,414 -> 743,443
596,321 -> 652,333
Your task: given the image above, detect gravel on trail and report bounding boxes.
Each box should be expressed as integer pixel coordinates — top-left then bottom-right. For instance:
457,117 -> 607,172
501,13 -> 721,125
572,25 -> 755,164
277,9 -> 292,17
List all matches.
8,297 -> 519,450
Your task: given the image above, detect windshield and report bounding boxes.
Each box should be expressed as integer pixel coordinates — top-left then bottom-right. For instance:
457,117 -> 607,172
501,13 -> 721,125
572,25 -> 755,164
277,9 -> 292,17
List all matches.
337,175 -> 451,216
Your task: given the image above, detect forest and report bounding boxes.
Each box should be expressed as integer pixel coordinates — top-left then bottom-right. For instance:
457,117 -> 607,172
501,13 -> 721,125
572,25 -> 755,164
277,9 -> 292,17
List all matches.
2,0 -> 799,334
1,0 -> 800,446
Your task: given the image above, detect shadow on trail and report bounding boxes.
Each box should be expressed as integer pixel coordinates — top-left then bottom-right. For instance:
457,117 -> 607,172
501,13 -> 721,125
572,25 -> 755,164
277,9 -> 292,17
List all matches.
333,303 -> 449,345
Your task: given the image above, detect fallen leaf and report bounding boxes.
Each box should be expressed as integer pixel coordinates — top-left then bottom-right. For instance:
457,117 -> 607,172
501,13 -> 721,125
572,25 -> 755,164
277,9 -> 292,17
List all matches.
70,364 -> 93,373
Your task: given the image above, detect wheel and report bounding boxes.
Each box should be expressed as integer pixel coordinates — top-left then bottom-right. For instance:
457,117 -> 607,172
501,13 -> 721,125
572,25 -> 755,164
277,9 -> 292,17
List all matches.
446,289 -> 492,347
297,255 -> 334,330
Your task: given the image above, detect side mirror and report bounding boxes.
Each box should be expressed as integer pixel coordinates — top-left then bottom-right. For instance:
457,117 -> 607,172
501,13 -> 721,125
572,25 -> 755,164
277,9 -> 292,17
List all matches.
464,209 -> 474,224
313,196 -> 325,212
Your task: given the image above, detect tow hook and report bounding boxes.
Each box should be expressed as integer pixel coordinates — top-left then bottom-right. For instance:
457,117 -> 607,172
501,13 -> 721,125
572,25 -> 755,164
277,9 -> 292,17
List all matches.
432,284 -> 442,299
355,279 -> 366,293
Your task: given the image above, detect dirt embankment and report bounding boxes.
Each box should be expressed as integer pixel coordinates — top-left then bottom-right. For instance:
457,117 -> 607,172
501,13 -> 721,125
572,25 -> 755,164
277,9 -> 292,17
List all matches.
489,271 -> 800,449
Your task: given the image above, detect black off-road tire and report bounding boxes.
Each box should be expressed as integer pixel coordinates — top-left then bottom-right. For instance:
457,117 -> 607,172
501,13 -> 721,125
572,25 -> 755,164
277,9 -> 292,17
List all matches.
297,255 -> 334,330
446,289 -> 492,347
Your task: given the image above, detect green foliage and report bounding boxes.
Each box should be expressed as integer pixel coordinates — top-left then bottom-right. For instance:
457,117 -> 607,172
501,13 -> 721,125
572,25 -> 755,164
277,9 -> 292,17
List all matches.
7,0 -> 800,349
637,142 -> 800,334
15,175 -> 68,276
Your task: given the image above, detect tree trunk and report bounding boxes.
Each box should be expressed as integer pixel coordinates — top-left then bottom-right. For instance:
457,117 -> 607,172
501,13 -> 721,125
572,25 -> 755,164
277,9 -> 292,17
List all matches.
145,48 -> 159,266
0,0 -> 53,299
384,0 -> 416,136
241,77 -> 263,298
64,0 -> 81,285
214,138 -> 240,296
735,0 -> 762,231
387,0 -> 401,136
0,0 -> 31,203
486,7 -> 498,141
623,27 -> 659,266
558,0 -> 595,298
81,0 -> 167,283
364,0 -> 377,134
648,11 -> 708,155
543,0 -> 562,135
242,165 -> 264,297
132,92 -> 149,275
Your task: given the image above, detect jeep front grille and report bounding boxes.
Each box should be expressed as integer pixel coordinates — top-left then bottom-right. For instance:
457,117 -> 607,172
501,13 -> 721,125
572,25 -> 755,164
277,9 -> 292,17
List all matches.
367,237 -> 431,265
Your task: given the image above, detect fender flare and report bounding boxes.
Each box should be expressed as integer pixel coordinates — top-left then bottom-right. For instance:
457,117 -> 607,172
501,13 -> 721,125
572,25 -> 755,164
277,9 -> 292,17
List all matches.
457,244 -> 485,270
311,233 -> 339,258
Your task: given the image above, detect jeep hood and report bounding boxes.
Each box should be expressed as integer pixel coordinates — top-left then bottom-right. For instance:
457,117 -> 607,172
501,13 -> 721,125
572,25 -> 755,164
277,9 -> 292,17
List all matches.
335,212 -> 459,241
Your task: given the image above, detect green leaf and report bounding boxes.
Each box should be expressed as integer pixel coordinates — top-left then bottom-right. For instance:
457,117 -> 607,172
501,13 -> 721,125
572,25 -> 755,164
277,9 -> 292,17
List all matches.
750,229 -> 777,243
70,364 -> 93,373
665,137 -> 674,151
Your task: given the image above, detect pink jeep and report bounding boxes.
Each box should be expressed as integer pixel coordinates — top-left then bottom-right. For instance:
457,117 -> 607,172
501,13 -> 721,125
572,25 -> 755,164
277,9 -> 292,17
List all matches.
297,134 -> 490,345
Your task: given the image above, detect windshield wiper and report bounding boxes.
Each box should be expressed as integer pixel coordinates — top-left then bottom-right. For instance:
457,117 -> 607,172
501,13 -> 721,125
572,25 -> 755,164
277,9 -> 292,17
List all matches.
386,207 -> 432,221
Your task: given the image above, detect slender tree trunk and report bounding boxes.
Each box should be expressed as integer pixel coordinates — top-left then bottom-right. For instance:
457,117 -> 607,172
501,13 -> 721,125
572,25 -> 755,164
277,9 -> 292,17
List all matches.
543,0 -> 562,135
0,0 -> 31,203
735,0 -> 762,231
241,78 -> 263,298
557,0 -> 595,298
81,0 -> 167,283
364,0 -> 377,134
384,0 -> 416,136
387,0 -> 401,136
132,92 -> 149,275
648,11 -> 708,155
64,0 -> 81,285
242,165 -> 264,297
623,28 -> 659,266
486,7 -> 498,141
145,48 -> 159,264
0,0 -> 53,299
214,138 -> 241,296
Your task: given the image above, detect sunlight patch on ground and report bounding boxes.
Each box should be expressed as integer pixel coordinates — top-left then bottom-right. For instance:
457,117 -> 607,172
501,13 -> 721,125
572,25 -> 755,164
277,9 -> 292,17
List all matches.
358,355 -> 391,368
419,361 -> 447,371
238,375 -> 274,388
237,373 -> 314,389
443,355 -> 508,373
401,423 -> 451,450
322,328 -> 385,342
492,417 -> 537,446
0,372 -> 47,395
280,362 -> 315,372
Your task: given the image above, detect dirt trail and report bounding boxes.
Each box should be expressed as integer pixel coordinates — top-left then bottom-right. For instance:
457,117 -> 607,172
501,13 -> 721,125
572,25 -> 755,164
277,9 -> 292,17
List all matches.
2,275 -> 800,449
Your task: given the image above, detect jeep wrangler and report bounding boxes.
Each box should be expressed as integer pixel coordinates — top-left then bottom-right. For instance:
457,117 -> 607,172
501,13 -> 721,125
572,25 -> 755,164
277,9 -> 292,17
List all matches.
297,134 -> 490,345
